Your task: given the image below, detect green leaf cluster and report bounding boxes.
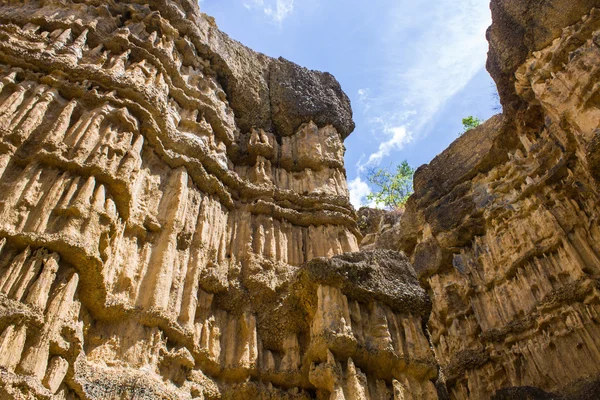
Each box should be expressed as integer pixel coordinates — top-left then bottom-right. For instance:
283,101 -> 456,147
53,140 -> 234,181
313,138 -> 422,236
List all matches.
365,160 -> 415,209
461,116 -> 482,134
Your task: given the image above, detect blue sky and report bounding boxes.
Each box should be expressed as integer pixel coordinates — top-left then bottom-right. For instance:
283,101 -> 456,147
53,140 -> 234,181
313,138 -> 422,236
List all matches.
199,0 -> 499,208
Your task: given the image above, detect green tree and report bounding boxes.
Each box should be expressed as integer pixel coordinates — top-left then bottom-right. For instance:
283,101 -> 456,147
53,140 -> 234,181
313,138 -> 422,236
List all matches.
365,160 -> 415,209
461,116 -> 482,134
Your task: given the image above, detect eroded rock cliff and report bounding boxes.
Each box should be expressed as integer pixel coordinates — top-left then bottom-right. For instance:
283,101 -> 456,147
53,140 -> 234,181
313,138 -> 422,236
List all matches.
389,2 -> 600,399
0,0 -> 437,399
3,0 -> 600,398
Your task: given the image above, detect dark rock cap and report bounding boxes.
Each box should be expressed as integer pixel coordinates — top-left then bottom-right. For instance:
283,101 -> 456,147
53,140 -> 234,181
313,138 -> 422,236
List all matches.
300,249 -> 431,317
269,57 -> 355,139
179,0 -> 355,139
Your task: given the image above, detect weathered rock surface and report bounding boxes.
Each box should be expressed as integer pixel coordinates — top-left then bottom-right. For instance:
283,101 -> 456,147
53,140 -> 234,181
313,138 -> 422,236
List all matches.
4,0 -> 600,398
291,250 -> 439,399
395,3 -> 600,399
487,0 -> 600,113
356,208 -> 403,252
0,0 -> 436,399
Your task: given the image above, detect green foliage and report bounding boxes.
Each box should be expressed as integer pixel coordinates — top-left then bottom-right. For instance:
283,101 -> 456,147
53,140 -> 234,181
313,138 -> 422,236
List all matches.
365,160 -> 415,209
461,116 -> 482,134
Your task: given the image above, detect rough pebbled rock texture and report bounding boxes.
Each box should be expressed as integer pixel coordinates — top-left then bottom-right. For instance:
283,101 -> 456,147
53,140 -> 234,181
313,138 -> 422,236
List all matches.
356,207 -> 402,252
395,3 -> 600,399
487,0 -> 600,114
0,0 -> 436,399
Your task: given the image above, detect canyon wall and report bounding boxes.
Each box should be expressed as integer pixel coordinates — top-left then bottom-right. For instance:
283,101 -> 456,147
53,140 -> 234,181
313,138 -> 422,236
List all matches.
0,0 -> 438,399
388,1 -> 600,398
3,0 -> 600,399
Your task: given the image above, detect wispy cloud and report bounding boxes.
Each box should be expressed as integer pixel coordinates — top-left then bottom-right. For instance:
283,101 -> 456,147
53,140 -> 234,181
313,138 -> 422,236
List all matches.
355,0 -> 491,170
244,0 -> 294,24
356,88 -> 371,114
367,125 -> 413,166
243,0 -> 264,10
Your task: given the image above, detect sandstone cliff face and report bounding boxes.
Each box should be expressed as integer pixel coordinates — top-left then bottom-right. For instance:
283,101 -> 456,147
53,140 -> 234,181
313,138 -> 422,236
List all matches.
0,1 -> 437,399
392,3 -> 600,399
487,0 -> 600,114
4,0 -> 600,398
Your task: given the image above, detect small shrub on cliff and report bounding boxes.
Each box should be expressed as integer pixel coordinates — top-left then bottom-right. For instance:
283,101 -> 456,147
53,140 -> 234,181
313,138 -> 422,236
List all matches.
365,160 -> 415,209
461,116 -> 482,135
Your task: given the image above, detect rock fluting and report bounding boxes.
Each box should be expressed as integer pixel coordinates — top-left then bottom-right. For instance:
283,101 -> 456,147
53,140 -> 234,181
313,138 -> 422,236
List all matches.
389,2 -> 600,399
0,0 -> 437,399
3,0 -> 600,398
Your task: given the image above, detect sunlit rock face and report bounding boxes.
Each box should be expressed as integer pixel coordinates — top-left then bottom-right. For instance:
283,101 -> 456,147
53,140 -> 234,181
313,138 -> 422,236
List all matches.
11,0 -> 600,398
486,0 -> 600,114
0,1 -> 440,399
395,4 -> 600,399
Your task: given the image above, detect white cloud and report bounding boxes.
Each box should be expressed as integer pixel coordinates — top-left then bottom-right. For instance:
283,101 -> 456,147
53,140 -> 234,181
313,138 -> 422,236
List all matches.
348,177 -> 372,209
244,0 -> 294,24
355,0 -> 491,168
367,125 -> 413,166
243,0 -> 263,9
357,88 -> 371,114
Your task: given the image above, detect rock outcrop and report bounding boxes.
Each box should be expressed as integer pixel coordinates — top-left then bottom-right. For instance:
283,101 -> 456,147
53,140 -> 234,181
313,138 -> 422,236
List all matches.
3,0 -> 600,399
392,3 -> 600,399
0,0 -> 437,399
